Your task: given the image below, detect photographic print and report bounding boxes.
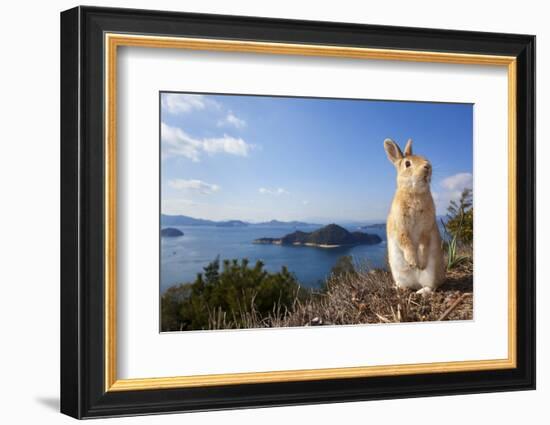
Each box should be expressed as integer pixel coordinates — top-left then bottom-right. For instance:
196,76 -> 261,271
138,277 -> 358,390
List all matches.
160,92 -> 474,332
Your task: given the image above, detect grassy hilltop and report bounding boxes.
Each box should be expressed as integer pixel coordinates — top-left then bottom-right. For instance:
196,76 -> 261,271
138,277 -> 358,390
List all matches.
161,251 -> 472,331
161,189 -> 474,332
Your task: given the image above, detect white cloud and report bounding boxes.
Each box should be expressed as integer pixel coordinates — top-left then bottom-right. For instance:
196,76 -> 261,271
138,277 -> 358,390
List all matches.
259,187 -> 289,196
441,172 -> 473,191
302,200 -> 310,205
433,172 -> 473,214
168,179 -> 220,195
161,93 -> 219,115
161,123 -> 252,161
161,123 -> 202,161
202,135 -> 250,156
218,111 -> 246,129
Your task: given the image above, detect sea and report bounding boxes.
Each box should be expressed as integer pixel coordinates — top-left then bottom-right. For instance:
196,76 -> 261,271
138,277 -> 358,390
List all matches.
160,224 -> 388,293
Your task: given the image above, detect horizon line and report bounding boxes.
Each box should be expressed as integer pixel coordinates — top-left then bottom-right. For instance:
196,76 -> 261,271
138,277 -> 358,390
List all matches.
160,213 -> 392,224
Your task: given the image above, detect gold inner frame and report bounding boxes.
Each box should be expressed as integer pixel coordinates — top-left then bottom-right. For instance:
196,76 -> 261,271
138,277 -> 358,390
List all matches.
104,33 -> 518,392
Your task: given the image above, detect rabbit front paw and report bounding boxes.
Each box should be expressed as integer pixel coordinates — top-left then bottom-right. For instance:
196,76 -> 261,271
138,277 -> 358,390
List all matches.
417,243 -> 428,270
404,250 -> 418,269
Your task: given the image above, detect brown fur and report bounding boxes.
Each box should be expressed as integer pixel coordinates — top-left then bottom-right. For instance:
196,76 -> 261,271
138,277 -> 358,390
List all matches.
384,139 -> 445,291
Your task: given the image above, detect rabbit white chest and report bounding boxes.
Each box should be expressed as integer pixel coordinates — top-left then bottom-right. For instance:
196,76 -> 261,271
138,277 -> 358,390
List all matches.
387,229 -> 442,290
386,191 -> 445,290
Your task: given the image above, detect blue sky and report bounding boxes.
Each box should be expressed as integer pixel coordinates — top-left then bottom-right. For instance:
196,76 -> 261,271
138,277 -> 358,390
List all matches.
160,92 -> 473,223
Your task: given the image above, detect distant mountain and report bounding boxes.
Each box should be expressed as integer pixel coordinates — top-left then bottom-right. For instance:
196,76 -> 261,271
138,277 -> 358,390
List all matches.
160,227 -> 184,237
254,224 -> 382,248
161,214 -> 217,226
358,223 -> 386,230
215,220 -> 249,227
255,219 -> 316,227
161,214 -> 318,227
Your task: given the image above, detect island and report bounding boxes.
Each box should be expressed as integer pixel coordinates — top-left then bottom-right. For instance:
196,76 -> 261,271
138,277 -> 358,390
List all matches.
160,227 -> 184,237
358,223 -> 386,230
256,219 -> 314,227
253,224 -> 382,248
215,220 -> 249,227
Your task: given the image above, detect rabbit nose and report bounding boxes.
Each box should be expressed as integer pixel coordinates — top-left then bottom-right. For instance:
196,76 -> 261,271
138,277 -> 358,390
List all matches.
424,164 -> 431,170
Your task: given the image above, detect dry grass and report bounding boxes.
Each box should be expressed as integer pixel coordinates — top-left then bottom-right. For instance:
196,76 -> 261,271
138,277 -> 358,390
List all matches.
206,254 -> 473,330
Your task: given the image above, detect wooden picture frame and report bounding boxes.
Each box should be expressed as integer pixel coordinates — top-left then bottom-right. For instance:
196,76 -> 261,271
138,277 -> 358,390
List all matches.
60,5 -> 535,419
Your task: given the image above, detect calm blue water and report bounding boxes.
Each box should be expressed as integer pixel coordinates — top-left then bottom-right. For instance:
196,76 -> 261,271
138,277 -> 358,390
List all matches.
160,224 -> 388,293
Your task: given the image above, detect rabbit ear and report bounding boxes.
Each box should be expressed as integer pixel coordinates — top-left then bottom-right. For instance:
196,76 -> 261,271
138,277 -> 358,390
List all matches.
384,138 -> 403,164
404,138 -> 413,156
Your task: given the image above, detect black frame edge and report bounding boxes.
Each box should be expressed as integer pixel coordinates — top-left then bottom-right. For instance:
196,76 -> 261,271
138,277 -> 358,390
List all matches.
515,35 -> 536,392
60,6 -> 536,419
60,6 -> 82,419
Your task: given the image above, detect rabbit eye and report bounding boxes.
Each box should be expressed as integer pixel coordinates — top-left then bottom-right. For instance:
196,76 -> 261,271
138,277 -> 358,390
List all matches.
405,160 -> 411,168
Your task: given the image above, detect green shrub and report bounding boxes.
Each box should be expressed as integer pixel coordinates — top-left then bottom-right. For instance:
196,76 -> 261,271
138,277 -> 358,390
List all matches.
440,187 -> 473,270
445,187 -> 473,246
161,257 -> 303,331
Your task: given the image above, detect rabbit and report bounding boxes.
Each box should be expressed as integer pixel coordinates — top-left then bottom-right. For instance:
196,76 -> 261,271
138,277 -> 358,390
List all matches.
383,138 -> 445,295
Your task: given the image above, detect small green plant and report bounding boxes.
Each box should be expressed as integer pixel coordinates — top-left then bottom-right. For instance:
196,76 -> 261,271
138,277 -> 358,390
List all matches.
441,217 -> 468,270
446,232 -> 468,270
446,188 -> 473,245
441,187 -> 473,270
